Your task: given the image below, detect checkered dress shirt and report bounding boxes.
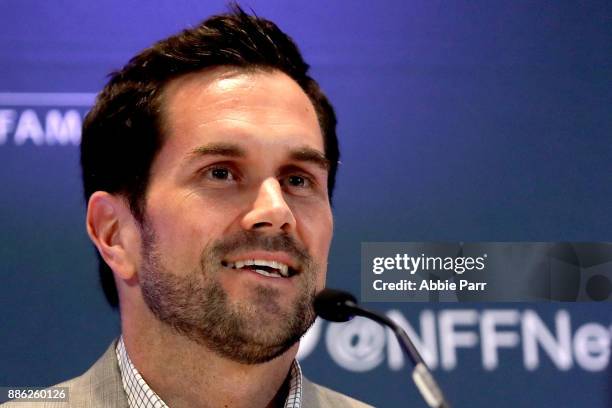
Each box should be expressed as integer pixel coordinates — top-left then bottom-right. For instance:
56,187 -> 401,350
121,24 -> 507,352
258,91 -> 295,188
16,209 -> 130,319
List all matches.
116,336 -> 304,408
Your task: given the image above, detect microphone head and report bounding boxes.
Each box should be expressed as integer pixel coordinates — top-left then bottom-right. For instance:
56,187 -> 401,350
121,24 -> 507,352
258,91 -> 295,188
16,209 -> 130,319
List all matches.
313,288 -> 358,322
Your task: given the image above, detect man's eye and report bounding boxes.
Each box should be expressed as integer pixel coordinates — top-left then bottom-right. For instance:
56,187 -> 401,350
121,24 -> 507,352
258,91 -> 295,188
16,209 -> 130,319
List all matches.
287,175 -> 309,187
282,174 -> 314,194
204,167 -> 236,181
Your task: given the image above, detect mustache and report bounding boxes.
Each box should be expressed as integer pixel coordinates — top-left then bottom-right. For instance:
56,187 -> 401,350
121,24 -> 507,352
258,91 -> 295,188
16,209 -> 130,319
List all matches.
208,230 -> 312,269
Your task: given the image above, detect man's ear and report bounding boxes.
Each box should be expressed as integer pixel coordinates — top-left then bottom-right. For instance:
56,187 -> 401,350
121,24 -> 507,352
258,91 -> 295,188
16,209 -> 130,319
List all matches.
86,191 -> 141,281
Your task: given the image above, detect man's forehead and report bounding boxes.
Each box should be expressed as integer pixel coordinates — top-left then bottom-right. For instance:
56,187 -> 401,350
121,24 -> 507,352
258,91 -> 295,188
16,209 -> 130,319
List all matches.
162,66 -> 249,102
161,66 -> 316,116
152,66 -> 325,171
160,66 -> 320,133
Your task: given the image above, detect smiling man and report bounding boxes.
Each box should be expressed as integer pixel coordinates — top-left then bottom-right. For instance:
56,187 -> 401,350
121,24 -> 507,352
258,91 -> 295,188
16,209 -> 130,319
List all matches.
1,5 -> 371,408
131,68 -> 332,370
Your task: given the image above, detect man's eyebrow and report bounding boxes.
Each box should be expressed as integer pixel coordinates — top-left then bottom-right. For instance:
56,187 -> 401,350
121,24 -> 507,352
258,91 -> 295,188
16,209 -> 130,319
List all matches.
185,143 -> 330,171
289,147 -> 331,171
186,143 -> 246,162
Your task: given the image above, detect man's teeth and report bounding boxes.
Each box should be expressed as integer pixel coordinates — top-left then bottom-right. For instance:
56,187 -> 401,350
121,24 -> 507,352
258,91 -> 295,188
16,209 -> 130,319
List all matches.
228,259 -> 290,277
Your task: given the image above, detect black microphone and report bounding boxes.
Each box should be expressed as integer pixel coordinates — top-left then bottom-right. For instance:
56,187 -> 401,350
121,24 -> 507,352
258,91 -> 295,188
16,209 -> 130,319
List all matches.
314,288 -> 451,408
313,288 -> 358,322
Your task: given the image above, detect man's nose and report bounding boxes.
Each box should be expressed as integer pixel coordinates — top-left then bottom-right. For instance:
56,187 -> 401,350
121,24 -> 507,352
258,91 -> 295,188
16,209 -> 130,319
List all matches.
240,178 -> 296,233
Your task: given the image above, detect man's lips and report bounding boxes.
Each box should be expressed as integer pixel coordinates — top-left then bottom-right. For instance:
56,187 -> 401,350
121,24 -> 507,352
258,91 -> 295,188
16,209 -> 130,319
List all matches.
222,251 -> 299,278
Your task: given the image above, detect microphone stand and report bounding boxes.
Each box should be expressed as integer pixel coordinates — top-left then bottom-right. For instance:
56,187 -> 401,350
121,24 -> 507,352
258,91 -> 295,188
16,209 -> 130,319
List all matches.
315,289 -> 450,408
348,303 -> 450,408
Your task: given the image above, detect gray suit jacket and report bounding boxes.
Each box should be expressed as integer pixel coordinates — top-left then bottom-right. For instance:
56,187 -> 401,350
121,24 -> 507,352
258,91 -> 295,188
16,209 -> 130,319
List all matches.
2,340 -> 373,408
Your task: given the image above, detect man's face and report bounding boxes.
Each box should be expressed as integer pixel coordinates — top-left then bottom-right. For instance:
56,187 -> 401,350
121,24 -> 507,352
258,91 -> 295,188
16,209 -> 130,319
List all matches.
136,67 -> 333,364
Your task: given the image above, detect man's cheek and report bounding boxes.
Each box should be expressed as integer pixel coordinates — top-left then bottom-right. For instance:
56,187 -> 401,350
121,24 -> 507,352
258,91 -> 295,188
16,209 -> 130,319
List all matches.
317,273 -> 327,290
314,260 -> 328,288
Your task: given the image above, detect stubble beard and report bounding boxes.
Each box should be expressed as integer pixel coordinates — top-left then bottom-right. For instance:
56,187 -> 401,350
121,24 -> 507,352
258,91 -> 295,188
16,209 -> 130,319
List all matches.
139,224 -> 319,364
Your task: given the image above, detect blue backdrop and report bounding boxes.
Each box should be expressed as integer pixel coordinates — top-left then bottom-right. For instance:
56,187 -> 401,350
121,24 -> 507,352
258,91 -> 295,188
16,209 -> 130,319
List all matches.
1,1 -> 611,407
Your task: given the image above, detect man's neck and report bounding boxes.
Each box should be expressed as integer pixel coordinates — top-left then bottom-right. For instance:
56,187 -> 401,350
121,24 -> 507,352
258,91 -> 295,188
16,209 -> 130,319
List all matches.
121,312 -> 297,408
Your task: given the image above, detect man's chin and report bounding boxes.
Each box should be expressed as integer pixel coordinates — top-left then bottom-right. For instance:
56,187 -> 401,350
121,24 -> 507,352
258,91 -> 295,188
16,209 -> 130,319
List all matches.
196,319 -> 308,365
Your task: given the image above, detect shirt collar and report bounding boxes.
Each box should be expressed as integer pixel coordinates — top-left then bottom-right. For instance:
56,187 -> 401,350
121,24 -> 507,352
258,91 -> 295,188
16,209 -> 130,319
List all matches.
116,336 -> 303,408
